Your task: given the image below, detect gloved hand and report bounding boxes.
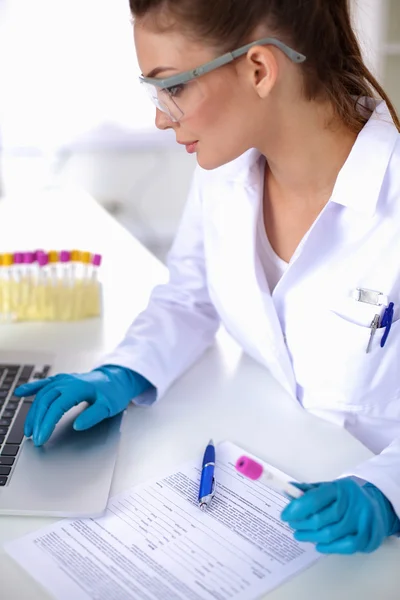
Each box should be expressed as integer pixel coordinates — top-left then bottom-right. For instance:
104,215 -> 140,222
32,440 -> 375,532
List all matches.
281,478 -> 400,554
14,365 -> 153,447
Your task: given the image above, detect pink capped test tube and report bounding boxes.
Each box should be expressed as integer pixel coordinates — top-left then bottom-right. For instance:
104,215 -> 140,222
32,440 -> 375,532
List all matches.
59,250 -> 72,319
21,251 -> 36,319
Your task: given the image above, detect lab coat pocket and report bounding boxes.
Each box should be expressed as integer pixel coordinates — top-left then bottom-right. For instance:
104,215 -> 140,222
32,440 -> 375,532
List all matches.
296,309 -> 400,415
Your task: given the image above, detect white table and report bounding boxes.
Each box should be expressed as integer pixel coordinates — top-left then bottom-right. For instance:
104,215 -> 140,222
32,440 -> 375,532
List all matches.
0,188 -> 399,600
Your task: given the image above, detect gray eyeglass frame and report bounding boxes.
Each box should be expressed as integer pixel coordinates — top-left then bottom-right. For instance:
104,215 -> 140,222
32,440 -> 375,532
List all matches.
139,36 -> 306,89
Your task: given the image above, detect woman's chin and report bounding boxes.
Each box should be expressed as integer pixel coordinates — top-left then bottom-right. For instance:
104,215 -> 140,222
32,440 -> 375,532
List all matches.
196,145 -> 246,171
197,151 -> 229,171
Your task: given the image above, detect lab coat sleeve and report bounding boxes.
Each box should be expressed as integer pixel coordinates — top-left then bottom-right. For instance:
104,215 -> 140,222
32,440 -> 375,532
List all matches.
345,436 -> 400,521
97,166 -> 220,405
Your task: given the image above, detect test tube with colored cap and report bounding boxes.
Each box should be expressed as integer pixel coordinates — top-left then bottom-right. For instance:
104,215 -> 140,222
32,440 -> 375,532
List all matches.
12,252 -> 24,319
70,250 -> 82,318
19,252 -> 33,319
46,250 -> 58,319
70,249 -> 82,278
89,254 -> 102,317
59,250 -> 71,275
3,252 -> 15,322
22,252 -> 37,319
0,253 -> 14,321
47,250 -> 59,282
59,250 -> 72,320
81,251 -> 91,278
37,251 -> 50,319
79,251 -> 91,317
235,456 -> 303,499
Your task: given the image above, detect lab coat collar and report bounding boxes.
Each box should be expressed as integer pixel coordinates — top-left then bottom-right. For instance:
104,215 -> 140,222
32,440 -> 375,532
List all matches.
329,100 -> 399,217
225,100 -> 399,218
215,148 -> 262,186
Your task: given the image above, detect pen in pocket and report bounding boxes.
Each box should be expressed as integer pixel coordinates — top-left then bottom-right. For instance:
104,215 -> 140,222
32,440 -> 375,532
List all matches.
366,314 -> 380,354
380,302 -> 394,348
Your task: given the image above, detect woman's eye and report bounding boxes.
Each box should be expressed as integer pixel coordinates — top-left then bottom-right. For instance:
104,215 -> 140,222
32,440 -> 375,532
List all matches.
164,84 -> 185,98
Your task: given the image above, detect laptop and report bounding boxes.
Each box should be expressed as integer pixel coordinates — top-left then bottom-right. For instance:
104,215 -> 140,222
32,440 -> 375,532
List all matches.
0,351 -> 123,518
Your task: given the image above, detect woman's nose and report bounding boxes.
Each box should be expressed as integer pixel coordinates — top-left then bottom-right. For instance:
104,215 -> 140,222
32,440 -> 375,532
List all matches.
155,108 -> 174,130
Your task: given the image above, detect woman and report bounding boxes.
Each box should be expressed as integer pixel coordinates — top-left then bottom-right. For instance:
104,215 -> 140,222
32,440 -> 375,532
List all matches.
16,0 -> 400,554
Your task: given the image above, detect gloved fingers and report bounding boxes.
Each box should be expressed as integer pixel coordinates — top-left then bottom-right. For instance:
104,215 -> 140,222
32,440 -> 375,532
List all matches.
314,509 -> 380,554
24,401 -> 37,438
293,508 -> 357,545
32,388 -> 63,443
305,495 -> 385,553
14,376 -> 55,397
33,387 -> 86,446
24,379 -> 63,438
28,380 -> 71,441
24,401 -> 41,438
73,401 -> 111,431
288,492 -> 347,532
281,482 -> 337,523
315,534 -> 361,555
359,505 -> 383,553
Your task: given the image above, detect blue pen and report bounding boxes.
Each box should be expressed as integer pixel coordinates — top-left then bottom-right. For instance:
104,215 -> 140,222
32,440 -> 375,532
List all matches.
198,439 -> 216,510
381,302 -> 394,348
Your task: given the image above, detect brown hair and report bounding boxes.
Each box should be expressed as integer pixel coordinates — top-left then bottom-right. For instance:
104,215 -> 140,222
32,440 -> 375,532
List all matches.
130,0 -> 400,133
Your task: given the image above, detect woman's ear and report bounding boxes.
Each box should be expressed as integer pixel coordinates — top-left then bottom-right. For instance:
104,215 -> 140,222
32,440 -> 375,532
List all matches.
246,46 -> 278,99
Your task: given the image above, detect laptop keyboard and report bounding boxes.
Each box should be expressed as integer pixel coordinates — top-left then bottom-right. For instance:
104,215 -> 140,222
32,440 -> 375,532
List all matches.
0,363 -> 51,486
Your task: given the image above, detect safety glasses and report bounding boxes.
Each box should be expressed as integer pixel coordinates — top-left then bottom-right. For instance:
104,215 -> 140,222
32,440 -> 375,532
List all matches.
139,36 -> 306,122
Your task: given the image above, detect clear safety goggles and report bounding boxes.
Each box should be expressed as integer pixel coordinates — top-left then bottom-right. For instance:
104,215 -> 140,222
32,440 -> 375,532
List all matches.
139,36 -> 306,123
140,79 -> 204,122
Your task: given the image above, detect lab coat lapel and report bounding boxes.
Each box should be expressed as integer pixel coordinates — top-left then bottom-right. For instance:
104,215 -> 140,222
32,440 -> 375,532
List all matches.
205,152 -> 297,398
241,172 -> 297,398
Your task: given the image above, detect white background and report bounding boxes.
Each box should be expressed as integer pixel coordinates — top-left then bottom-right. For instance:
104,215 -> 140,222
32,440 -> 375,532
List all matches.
0,0 -> 398,259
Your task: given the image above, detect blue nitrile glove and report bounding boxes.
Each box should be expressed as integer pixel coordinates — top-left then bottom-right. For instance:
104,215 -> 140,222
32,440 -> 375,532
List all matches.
14,365 -> 153,447
281,478 -> 400,554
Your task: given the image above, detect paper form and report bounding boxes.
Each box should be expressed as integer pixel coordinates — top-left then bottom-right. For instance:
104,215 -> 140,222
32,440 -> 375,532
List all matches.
4,441 -> 320,600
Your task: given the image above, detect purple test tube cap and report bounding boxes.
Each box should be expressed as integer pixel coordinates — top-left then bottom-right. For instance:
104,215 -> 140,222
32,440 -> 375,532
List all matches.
60,250 -> 71,263
92,254 -> 102,267
37,252 -> 49,267
13,252 -> 24,264
33,249 -> 45,261
23,252 -> 35,264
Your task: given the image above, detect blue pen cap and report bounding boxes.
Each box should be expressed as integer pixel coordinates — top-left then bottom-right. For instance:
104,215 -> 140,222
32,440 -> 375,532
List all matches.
202,440 -> 215,467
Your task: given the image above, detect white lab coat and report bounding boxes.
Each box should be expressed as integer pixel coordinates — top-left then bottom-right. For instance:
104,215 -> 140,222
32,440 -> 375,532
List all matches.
102,100 -> 400,517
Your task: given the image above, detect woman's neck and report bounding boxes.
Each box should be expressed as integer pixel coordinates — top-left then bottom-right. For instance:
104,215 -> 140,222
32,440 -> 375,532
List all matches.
256,99 -> 358,207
